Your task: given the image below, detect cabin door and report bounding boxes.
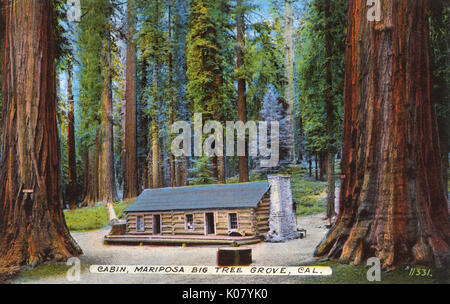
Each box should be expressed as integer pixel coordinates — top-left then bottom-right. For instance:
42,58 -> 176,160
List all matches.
153,215 -> 161,235
205,213 -> 215,235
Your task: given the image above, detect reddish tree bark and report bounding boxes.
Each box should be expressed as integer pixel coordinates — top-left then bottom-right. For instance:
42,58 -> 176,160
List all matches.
99,36 -> 118,204
123,0 -> 139,199
314,0 -> 450,269
0,0 -> 81,273
237,0 -> 248,183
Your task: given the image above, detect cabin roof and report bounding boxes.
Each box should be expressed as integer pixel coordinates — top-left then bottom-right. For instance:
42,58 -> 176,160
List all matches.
125,182 -> 270,213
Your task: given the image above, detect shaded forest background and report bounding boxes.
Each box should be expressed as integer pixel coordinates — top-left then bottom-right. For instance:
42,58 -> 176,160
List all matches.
1,0 -> 447,209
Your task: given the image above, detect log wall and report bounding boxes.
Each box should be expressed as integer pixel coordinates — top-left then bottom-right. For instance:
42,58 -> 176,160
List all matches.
126,208 -> 260,236
254,192 -> 270,236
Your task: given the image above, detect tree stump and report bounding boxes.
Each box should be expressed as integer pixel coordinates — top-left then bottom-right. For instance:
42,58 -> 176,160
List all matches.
110,220 -> 127,236
217,247 -> 252,266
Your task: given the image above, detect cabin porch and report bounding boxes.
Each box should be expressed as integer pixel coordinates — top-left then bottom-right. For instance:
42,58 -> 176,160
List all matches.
104,233 -> 262,246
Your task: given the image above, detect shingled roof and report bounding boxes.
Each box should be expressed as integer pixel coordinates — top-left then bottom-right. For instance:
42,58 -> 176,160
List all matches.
125,182 -> 270,213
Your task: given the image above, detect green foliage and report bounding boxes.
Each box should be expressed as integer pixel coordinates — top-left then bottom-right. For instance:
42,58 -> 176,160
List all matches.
291,178 -> 327,216
244,6 -> 286,120
189,156 -> 216,185
64,201 -> 131,232
77,0 -> 112,149
295,0 -> 346,155
430,3 -> 450,136
186,0 -> 234,121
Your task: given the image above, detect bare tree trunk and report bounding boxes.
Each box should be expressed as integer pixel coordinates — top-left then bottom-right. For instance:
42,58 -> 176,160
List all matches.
138,58 -> 149,191
146,146 -> 153,189
237,0 -> 248,182
217,156 -> 226,184
123,0 -> 138,199
308,155 -> 312,177
284,0 -> 295,163
83,140 -> 100,206
315,153 -> 319,180
324,0 -> 335,221
0,0 -> 81,272
151,122 -> 160,188
168,2 -> 176,188
176,156 -> 189,186
315,0 -> 450,269
319,151 -> 327,181
100,36 -> 118,204
67,62 -> 77,209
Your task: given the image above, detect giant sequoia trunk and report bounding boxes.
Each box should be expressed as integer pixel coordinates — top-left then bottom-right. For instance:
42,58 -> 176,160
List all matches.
315,0 -> 450,269
123,0 -> 139,199
0,0 -> 81,271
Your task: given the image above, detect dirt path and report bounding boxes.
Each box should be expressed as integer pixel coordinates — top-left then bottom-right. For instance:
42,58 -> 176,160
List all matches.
13,214 -> 330,284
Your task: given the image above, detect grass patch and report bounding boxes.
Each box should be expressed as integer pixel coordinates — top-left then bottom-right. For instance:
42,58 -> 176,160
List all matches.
297,261 -> 449,284
291,179 -> 327,216
285,166 -> 328,216
64,201 -> 132,232
14,262 -> 90,282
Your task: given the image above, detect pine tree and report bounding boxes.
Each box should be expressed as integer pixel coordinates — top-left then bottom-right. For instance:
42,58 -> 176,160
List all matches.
124,0 -> 139,199
187,0 -> 234,184
78,0 -> 118,205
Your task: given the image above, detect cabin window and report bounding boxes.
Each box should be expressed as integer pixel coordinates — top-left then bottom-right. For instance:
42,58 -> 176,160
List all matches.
228,213 -> 238,230
136,215 -> 144,232
185,214 -> 194,231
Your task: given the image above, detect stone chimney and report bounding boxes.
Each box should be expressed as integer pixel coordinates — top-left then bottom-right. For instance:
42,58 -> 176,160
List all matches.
266,175 -> 299,242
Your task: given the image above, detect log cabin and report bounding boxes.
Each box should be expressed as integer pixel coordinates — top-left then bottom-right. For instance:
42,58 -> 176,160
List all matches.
105,176 -> 299,245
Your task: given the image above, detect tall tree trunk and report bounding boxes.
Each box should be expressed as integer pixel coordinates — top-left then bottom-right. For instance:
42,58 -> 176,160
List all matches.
284,0 -> 295,163
83,140 -> 100,206
138,58 -> 149,191
315,0 -> 450,269
151,57 -> 160,189
81,149 -> 89,205
99,35 -> 118,204
217,156 -> 226,184
67,63 -> 77,210
308,155 -> 312,177
151,121 -> 160,188
0,0 -> 81,272
315,153 -> 319,180
176,156 -> 188,186
237,0 -> 248,183
324,0 -> 335,221
168,2 -> 176,188
0,7 -> 3,159
319,151 -> 327,181
123,0 -> 138,199
146,146 -> 153,189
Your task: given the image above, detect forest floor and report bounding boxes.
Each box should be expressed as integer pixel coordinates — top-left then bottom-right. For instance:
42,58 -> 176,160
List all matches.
12,211 -> 447,284
12,213 -> 331,284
